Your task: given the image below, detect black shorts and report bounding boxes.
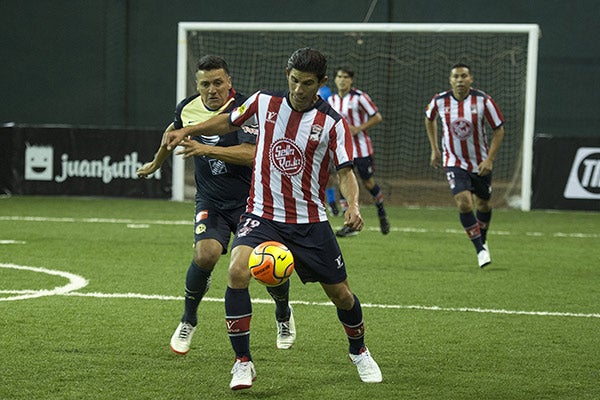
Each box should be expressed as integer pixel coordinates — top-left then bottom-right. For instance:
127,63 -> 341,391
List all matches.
444,167 -> 492,200
353,156 -> 375,180
194,204 -> 246,254
232,213 -> 348,284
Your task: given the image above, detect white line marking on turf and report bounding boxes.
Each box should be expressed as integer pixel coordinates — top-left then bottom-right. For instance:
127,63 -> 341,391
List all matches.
62,292 -> 600,319
2,215 -> 599,238
2,263 -> 599,319
0,240 -> 26,244
0,263 -> 88,301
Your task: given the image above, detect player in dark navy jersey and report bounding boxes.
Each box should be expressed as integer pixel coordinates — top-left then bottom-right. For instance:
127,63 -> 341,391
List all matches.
137,55 -> 294,356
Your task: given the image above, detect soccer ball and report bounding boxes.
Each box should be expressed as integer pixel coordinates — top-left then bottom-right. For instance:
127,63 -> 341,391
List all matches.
248,241 -> 295,286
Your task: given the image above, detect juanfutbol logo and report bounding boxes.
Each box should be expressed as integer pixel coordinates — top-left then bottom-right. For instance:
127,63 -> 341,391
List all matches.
450,118 -> 474,141
269,138 -> 305,177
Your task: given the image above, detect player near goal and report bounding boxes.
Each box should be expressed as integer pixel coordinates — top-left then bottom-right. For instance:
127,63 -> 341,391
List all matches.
166,47 -> 382,389
424,63 -> 505,268
137,55 -> 295,355
327,66 -> 389,236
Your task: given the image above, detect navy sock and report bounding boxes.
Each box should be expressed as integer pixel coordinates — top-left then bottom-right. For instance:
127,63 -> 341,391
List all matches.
369,184 -> 386,216
337,294 -> 366,355
182,261 -> 212,326
476,210 -> 492,244
459,212 -> 484,253
266,280 -> 290,321
225,287 -> 252,360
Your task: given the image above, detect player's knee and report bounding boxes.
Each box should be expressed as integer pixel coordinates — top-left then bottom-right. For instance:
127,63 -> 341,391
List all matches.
228,261 -> 252,288
193,249 -> 220,270
454,192 -> 473,213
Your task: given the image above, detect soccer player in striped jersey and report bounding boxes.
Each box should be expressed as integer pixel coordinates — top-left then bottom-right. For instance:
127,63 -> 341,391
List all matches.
424,63 -> 505,268
167,47 -> 382,389
327,67 -> 390,236
137,55 -> 294,356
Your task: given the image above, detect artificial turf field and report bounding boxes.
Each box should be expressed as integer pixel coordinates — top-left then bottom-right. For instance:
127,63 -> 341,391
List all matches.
1,196 -> 598,400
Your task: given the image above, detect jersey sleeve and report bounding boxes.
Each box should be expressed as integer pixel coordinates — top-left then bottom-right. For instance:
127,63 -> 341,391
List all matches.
358,91 -> 379,117
230,91 -> 260,127
424,96 -> 438,121
483,95 -> 505,129
331,117 -> 354,169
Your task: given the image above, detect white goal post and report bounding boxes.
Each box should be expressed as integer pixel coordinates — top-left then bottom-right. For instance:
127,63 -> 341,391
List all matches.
174,22 -> 540,211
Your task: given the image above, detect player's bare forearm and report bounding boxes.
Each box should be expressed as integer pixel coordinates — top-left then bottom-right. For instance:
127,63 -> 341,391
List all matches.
165,113 -> 237,150
479,126 -> 505,176
351,112 -> 382,135
337,167 -> 364,231
424,118 -> 441,168
137,125 -> 174,177
177,140 -> 255,166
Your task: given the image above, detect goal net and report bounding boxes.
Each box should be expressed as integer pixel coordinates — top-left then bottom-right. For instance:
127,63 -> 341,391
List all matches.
175,23 -> 540,210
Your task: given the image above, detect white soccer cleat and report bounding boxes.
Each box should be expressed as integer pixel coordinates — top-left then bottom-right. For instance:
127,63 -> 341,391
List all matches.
170,322 -> 196,355
276,306 -> 296,349
478,247 -> 491,268
230,357 -> 256,390
349,347 -> 383,383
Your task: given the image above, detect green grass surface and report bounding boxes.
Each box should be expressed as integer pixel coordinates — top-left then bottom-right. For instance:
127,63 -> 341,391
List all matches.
1,196 -> 599,399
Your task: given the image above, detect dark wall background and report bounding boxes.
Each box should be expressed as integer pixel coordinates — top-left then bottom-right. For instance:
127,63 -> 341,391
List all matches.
1,0 -> 598,136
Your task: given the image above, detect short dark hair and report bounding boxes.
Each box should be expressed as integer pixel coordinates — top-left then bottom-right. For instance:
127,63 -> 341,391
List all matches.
196,55 -> 230,74
286,47 -> 327,81
451,63 -> 471,73
335,66 -> 355,78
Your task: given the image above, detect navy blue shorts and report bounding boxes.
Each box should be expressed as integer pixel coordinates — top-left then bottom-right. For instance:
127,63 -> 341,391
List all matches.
194,204 -> 245,254
232,213 -> 348,284
353,156 -> 375,180
444,167 -> 492,200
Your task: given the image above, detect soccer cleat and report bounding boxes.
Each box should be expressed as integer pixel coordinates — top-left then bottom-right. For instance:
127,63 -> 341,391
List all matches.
478,248 -> 491,268
170,322 -> 196,355
230,357 -> 257,390
336,225 -> 359,237
378,214 -> 390,235
349,347 -> 383,383
276,306 -> 296,349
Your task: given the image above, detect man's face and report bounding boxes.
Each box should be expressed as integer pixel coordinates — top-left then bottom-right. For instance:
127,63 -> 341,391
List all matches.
449,67 -> 473,98
195,68 -> 232,110
334,71 -> 353,93
286,68 -> 325,112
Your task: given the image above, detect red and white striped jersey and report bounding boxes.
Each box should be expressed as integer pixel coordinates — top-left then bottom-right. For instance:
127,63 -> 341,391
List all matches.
229,90 -> 354,224
327,88 -> 379,158
425,88 -> 504,173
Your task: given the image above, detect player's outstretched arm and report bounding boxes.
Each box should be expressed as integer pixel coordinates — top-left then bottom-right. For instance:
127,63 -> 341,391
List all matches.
137,124 -> 175,178
166,113 -> 237,151
177,140 -> 255,167
337,166 -> 364,231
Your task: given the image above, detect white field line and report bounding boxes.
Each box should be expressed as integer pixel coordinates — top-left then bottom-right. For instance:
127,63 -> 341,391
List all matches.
1,215 -> 599,238
1,263 -> 599,318
59,292 -> 600,319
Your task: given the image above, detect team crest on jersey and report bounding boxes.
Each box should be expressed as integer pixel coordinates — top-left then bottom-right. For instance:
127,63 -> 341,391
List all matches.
269,138 -> 305,177
209,159 -> 228,175
309,124 -> 323,142
450,118 -> 474,141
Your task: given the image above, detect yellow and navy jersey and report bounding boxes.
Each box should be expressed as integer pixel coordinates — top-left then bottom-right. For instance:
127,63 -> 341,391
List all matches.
174,91 -> 255,209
